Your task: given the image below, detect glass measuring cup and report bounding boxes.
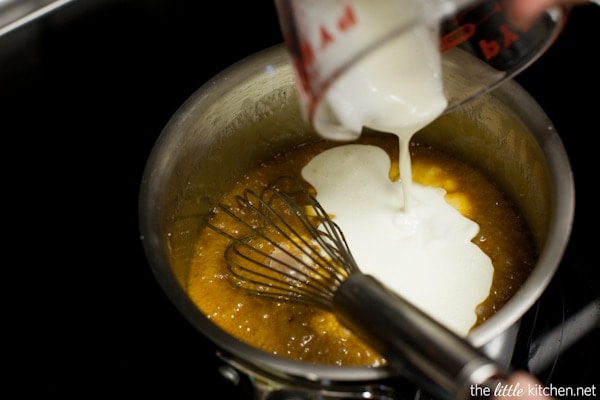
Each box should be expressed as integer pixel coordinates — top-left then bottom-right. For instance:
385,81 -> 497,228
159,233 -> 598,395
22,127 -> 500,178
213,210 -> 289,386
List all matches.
275,0 -> 568,140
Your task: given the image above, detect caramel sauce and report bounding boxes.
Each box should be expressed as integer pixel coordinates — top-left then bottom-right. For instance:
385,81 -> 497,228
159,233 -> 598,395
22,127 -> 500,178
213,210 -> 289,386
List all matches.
186,133 -> 536,367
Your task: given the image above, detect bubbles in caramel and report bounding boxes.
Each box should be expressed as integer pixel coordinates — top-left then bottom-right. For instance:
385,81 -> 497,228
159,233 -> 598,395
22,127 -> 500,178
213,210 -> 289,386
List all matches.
186,132 -> 536,367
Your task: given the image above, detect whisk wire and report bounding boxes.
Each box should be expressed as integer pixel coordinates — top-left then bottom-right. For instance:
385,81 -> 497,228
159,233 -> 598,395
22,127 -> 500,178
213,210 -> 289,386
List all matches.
207,176 -> 360,309
257,182 -> 353,275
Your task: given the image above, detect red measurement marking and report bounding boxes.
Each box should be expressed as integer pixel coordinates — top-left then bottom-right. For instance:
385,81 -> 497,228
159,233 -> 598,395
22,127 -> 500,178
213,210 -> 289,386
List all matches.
319,25 -> 335,50
478,23 -> 520,59
478,38 -> 501,59
301,3 -> 358,66
499,23 -> 520,48
300,41 -> 315,68
338,4 -> 357,31
440,23 -> 476,52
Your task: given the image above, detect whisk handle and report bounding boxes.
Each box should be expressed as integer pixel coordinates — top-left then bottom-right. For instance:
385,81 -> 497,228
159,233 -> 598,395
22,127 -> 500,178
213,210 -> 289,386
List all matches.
333,273 -> 508,400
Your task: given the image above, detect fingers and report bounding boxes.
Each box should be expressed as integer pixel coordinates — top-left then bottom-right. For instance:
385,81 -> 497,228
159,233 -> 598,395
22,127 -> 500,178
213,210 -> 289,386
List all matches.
504,0 -> 590,29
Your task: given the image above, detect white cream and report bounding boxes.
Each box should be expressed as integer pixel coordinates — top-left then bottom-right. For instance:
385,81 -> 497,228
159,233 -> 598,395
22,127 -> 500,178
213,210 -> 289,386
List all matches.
323,21 -> 447,211
301,145 -> 494,336
302,18 -> 493,336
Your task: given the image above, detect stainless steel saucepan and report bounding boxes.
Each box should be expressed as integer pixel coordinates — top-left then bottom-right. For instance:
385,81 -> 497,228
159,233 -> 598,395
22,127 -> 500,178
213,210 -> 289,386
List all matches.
138,44 -> 574,399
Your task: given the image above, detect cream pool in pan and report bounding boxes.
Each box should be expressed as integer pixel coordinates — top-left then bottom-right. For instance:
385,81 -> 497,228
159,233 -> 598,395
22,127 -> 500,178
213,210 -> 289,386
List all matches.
301,143 -> 493,336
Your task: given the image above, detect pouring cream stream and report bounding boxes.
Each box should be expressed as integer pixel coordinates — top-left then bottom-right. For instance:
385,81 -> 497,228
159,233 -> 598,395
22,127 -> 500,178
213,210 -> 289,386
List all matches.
301,20 -> 494,335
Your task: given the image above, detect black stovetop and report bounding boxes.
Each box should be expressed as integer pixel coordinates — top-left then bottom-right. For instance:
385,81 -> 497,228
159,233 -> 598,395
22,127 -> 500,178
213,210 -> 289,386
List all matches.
3,0 -> 597,396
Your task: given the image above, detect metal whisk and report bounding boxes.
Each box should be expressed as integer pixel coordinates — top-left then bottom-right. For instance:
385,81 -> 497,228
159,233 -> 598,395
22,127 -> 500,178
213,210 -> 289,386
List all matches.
208,176 -> 508,400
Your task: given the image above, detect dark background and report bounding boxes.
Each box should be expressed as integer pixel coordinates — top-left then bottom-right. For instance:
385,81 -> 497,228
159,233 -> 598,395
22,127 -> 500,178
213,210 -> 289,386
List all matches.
2,0 -> 597,397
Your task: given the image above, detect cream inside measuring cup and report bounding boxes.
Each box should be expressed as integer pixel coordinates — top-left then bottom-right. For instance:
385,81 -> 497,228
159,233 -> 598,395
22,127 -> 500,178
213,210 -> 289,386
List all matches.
301,144 -> 494,336
324,23 -> 447,137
